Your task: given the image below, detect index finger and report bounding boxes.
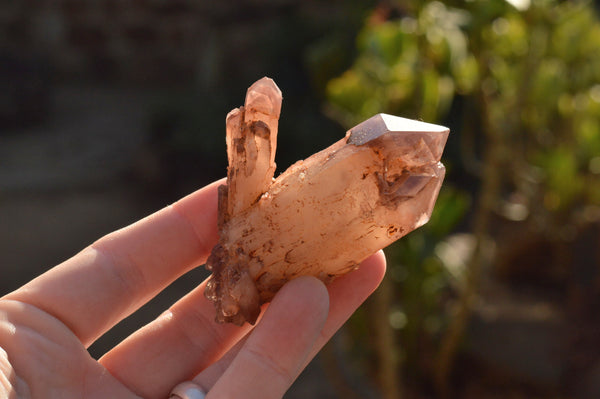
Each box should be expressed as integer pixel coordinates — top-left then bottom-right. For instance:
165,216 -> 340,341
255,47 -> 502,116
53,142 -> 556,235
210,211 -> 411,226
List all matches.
3,179 -> 224,347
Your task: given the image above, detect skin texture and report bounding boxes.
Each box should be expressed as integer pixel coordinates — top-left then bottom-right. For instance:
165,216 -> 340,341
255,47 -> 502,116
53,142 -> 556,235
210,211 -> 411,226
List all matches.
0,179 -> 386,399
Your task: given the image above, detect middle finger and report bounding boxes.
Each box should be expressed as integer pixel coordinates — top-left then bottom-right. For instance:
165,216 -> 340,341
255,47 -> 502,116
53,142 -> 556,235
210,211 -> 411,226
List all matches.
99,278 -> 252,398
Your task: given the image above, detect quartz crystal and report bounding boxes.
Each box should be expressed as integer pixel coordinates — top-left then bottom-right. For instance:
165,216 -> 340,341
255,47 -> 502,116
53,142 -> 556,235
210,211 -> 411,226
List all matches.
205,77 -> 449,325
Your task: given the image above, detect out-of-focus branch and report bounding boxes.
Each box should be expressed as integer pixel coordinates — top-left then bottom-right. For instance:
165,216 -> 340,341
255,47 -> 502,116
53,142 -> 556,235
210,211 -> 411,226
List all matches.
434,91 -> 503,398
370,274 -> 403,399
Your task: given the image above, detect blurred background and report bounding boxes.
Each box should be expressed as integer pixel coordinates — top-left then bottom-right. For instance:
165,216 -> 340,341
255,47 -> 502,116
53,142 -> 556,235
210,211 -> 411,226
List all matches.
1,0 -> 600,398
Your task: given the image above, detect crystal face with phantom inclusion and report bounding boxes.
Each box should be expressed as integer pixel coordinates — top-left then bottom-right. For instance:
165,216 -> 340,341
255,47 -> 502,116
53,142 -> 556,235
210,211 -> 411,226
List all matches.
205,77 -> 449,325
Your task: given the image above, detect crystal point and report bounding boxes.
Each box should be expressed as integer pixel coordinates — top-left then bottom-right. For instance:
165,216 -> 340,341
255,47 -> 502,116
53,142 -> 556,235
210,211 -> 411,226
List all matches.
205,82 -> 449,325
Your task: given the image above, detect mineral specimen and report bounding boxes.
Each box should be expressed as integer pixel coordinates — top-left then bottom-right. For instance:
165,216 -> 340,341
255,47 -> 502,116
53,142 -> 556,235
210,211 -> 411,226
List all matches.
205,77 -> 449,325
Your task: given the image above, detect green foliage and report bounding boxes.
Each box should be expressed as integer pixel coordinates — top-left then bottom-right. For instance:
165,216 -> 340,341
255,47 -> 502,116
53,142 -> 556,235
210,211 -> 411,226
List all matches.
474,0 -> 600,229
387,188 -> 469,370
326,2 -> 476,126
324,0 -> 600,388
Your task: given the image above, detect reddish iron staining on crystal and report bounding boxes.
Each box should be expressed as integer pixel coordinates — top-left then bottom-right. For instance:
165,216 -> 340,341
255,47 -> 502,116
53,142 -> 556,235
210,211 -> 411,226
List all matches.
204,77 -> 449,325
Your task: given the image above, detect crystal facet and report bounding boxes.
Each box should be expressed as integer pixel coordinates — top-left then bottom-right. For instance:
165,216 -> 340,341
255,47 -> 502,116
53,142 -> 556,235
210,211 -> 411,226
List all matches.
205,77 -> 449,325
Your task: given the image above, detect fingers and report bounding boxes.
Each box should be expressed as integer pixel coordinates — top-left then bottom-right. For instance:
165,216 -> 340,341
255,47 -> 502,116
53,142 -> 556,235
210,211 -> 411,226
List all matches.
102,275 -> 330,399
99,279 -> 253,399
194,251 -> 386,392
101,252 -> 384,398
3,180 -> 223,346
303,250 -> 386,364
207,276 -> 329,399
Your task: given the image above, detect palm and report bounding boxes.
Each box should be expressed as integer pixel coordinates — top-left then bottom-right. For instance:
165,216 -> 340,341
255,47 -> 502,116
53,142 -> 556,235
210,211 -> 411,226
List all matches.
0,301 -> 135,398
1,181 -> 385,399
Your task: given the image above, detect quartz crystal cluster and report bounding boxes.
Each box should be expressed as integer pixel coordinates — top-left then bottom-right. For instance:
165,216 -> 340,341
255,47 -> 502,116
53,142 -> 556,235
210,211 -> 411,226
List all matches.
205,77 -> 449,325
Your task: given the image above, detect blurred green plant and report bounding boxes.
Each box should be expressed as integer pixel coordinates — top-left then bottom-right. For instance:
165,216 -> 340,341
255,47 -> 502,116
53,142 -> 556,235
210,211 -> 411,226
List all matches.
386,188 -> 469,372
326,1 -> 475,126
323,0 -> 600,397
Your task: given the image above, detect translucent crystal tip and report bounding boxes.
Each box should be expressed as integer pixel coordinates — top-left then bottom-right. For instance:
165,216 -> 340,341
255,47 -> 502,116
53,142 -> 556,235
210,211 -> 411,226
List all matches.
245,77 -> 283,118
347,113 -> 448,146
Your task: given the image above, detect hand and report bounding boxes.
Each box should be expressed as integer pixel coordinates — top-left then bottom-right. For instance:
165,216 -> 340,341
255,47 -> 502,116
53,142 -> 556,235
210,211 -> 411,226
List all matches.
0,180 -> 386,399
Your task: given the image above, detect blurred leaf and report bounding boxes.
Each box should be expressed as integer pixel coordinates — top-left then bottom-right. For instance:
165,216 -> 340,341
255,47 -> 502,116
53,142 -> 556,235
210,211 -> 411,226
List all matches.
452,54 -> 479,94
534,148 -> 585,210
358,21 -> 407,66
427,187 -> 471,238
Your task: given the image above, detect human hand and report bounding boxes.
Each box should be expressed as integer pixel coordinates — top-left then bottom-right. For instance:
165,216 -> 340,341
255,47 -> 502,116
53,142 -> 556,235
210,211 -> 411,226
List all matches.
0,180 -> 386,398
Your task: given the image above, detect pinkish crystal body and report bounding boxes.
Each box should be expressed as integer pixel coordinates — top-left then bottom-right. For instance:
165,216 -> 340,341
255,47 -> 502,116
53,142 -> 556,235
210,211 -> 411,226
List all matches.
205,78 -> 449,325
